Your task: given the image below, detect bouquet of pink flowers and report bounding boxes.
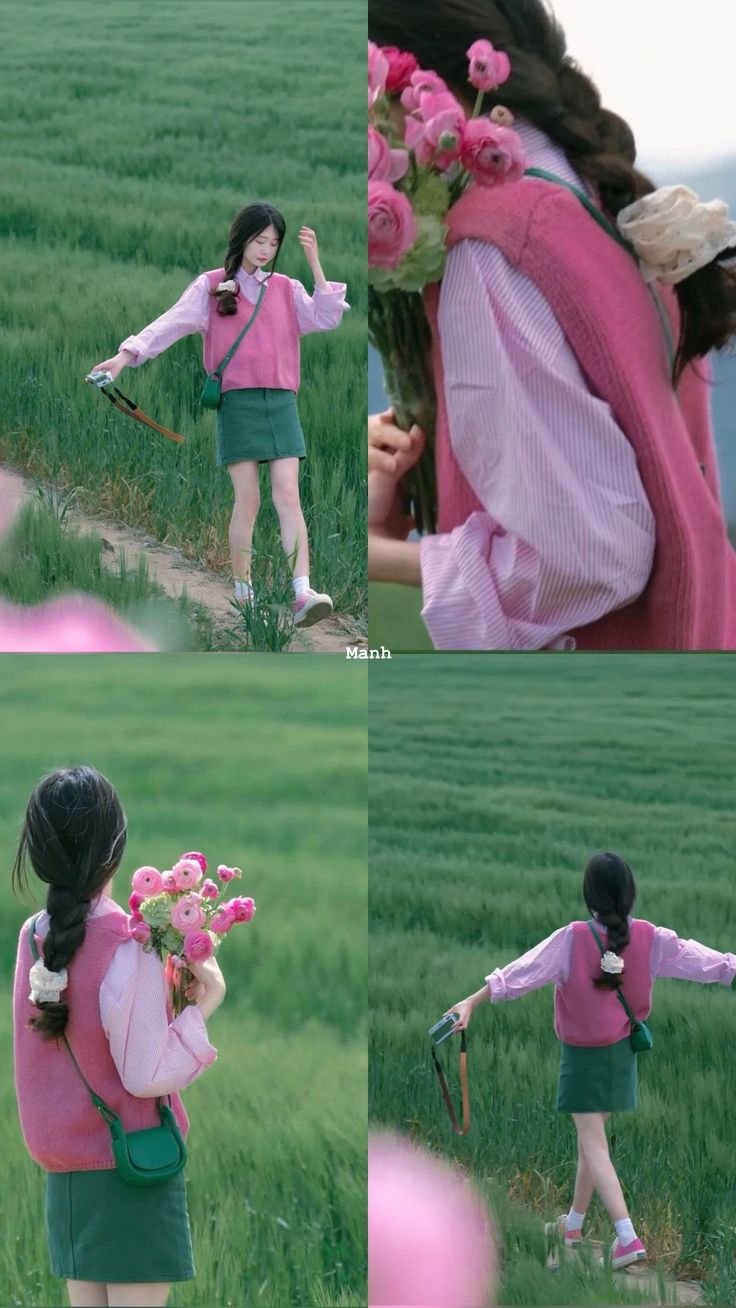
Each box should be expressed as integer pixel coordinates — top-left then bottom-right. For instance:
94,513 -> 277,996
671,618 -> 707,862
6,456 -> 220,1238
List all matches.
368,40 -> 527,532
128,851 -> 256,1015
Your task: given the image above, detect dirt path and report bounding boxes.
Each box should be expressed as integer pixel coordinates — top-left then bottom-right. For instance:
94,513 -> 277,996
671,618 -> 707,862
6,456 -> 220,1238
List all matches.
0,465 -> 366,654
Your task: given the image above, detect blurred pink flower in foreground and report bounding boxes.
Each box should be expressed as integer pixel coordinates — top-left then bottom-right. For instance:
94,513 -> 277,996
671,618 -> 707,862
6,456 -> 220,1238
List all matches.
0,596 -> 154,653
368,1132 -> 497,1307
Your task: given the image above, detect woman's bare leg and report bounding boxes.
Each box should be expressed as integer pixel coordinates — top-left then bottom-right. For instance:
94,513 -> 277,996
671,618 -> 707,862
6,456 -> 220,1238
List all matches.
66,1282 -> 108,1307
572,1112 -> 628,1223
571,1110 -> 609,1214
106,1284 -> 171,1308
227,460 -> 260,583
269,458 -> 309,578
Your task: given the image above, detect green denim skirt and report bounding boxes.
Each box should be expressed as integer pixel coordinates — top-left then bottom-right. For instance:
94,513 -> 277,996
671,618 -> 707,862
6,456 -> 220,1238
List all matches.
215,387 -> 306,465
556,1037 -> 638,1113
45,1168 -> 195,1283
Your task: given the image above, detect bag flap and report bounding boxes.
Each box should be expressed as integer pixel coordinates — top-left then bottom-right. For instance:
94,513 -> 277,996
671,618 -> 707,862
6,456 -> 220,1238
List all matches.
124,1124 -> 184,1172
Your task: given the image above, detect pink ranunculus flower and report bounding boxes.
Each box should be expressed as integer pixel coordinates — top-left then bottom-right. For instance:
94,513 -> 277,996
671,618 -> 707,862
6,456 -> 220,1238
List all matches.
183,930 -> 215,963
368,40 -> 389,107
180,851 -> 207,875
406,91 -> 466,169
368,125 -> 409,184
227,896 -> 256,924
128,891 -> 144,922
369,1133 -> 496,1308
369,180 -> 417,270
161,871 -> 178,892
200,878 -> 219,900
0,596 -> 154,653
132,866 -> 163,896
210,906 -> 235,934
400,69 -> 449,113
383,45 -> 420,95
172,857 -> 203,891
216,864 -> 239,882
130,921 -> 151,945
467,39 -> 511,93
171,895 -> 206,933
460,118 -> 527,186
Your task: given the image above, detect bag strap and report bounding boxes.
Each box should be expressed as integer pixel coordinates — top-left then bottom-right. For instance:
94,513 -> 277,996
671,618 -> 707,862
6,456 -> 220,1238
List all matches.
212,281 -> 267,378
430,1029 -> 470,1136
28,915 -> 134,1125
587,920 -> 638,1025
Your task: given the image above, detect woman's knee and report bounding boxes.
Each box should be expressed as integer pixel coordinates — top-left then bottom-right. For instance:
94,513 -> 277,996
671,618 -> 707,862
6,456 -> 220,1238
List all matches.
271,482 -> 301,518
232,485 -> 260,517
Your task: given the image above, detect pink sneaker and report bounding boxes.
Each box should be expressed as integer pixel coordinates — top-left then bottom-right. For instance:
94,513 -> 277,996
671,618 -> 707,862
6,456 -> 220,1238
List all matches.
545,1214 -> 583,1248
611,1236 -> 647,1269
293,589 -> 333,627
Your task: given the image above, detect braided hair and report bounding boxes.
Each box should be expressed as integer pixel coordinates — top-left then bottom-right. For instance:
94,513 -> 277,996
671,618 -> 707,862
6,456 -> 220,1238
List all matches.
212,201 -> 286,316
12,767 -> 127,1038
369,0 -> 736,383
582,851 -> 636,991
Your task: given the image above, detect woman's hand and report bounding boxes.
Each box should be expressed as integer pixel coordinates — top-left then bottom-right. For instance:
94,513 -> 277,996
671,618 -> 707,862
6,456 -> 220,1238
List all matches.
298,226 -> 321,271
368,412 -> 425,541
88,350 -> 133,382
185,956 -> 226,1021
443,999 -> 476,1032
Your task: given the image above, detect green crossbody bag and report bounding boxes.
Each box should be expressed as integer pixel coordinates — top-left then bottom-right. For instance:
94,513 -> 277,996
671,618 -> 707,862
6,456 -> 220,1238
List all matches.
200,281 -> 267,409
588,921 -> 653,1054
29,916 -> 188,1186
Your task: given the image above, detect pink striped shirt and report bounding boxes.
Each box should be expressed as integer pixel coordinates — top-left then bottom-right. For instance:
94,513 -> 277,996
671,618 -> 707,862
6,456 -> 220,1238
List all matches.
485,919 -> 736,1001
420,121 -> 656,651
35,894 -> 216,1097
119,265 -> 349,364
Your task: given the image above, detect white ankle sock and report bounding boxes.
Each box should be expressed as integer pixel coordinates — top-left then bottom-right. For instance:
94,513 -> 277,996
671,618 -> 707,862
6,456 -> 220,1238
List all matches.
292,575 -> 310,598
234,580 -> 254,602
614,1218 -> 636,1245
567,1208 -> 586,1232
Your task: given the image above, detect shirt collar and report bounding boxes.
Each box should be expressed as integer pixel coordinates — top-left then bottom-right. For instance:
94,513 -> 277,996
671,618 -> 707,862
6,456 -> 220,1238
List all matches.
516,117 -> 595,199
236,265 -> 269,286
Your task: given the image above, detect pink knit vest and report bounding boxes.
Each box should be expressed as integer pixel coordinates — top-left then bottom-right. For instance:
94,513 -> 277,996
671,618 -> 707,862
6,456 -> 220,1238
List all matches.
13,907 -> 189,1172
424,178 -> 736,650
204,268 -> 300,393
554,919 -> 655,1047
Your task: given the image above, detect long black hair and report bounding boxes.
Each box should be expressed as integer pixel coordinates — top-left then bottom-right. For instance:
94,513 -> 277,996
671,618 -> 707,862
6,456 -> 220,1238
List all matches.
212,201 -> 287,317
369,0 -> 736,384
12,766 -> 128,1039
582,851 -> 636,991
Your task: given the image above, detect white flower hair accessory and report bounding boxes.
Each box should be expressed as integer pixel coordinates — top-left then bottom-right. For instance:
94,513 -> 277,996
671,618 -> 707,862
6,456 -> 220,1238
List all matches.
600,951 -> 625,976
28,958 -> 68,1004
617,185 -> 736,286
215,279 -> 238,294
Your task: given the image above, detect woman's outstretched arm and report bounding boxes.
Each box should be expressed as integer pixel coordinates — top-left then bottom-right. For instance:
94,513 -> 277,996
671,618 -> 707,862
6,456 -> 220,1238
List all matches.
651,927 -> 736,986
445,924 -> 573,1029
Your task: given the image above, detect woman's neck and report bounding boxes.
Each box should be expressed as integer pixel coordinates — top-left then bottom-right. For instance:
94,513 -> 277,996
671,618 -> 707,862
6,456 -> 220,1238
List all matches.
241,259 -> 258,275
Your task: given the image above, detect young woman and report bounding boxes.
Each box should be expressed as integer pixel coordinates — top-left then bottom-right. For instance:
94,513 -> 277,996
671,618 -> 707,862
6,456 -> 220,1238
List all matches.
91,201 -> 349,627
368,0 -> 736,650
444,852 -> 736,1268
12,766 -> 225,1308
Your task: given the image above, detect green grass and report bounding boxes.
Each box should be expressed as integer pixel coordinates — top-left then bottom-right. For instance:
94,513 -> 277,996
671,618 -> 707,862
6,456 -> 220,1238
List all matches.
0,656 -> 367,1307
369,653 -> 736,1304
0,0 -> 367,625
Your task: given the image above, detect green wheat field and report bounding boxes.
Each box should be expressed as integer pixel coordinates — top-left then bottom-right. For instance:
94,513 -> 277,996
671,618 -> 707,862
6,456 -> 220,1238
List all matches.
0,0 -> 366,633
369,654 -> 736,1306
0,657 -> 367,1307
